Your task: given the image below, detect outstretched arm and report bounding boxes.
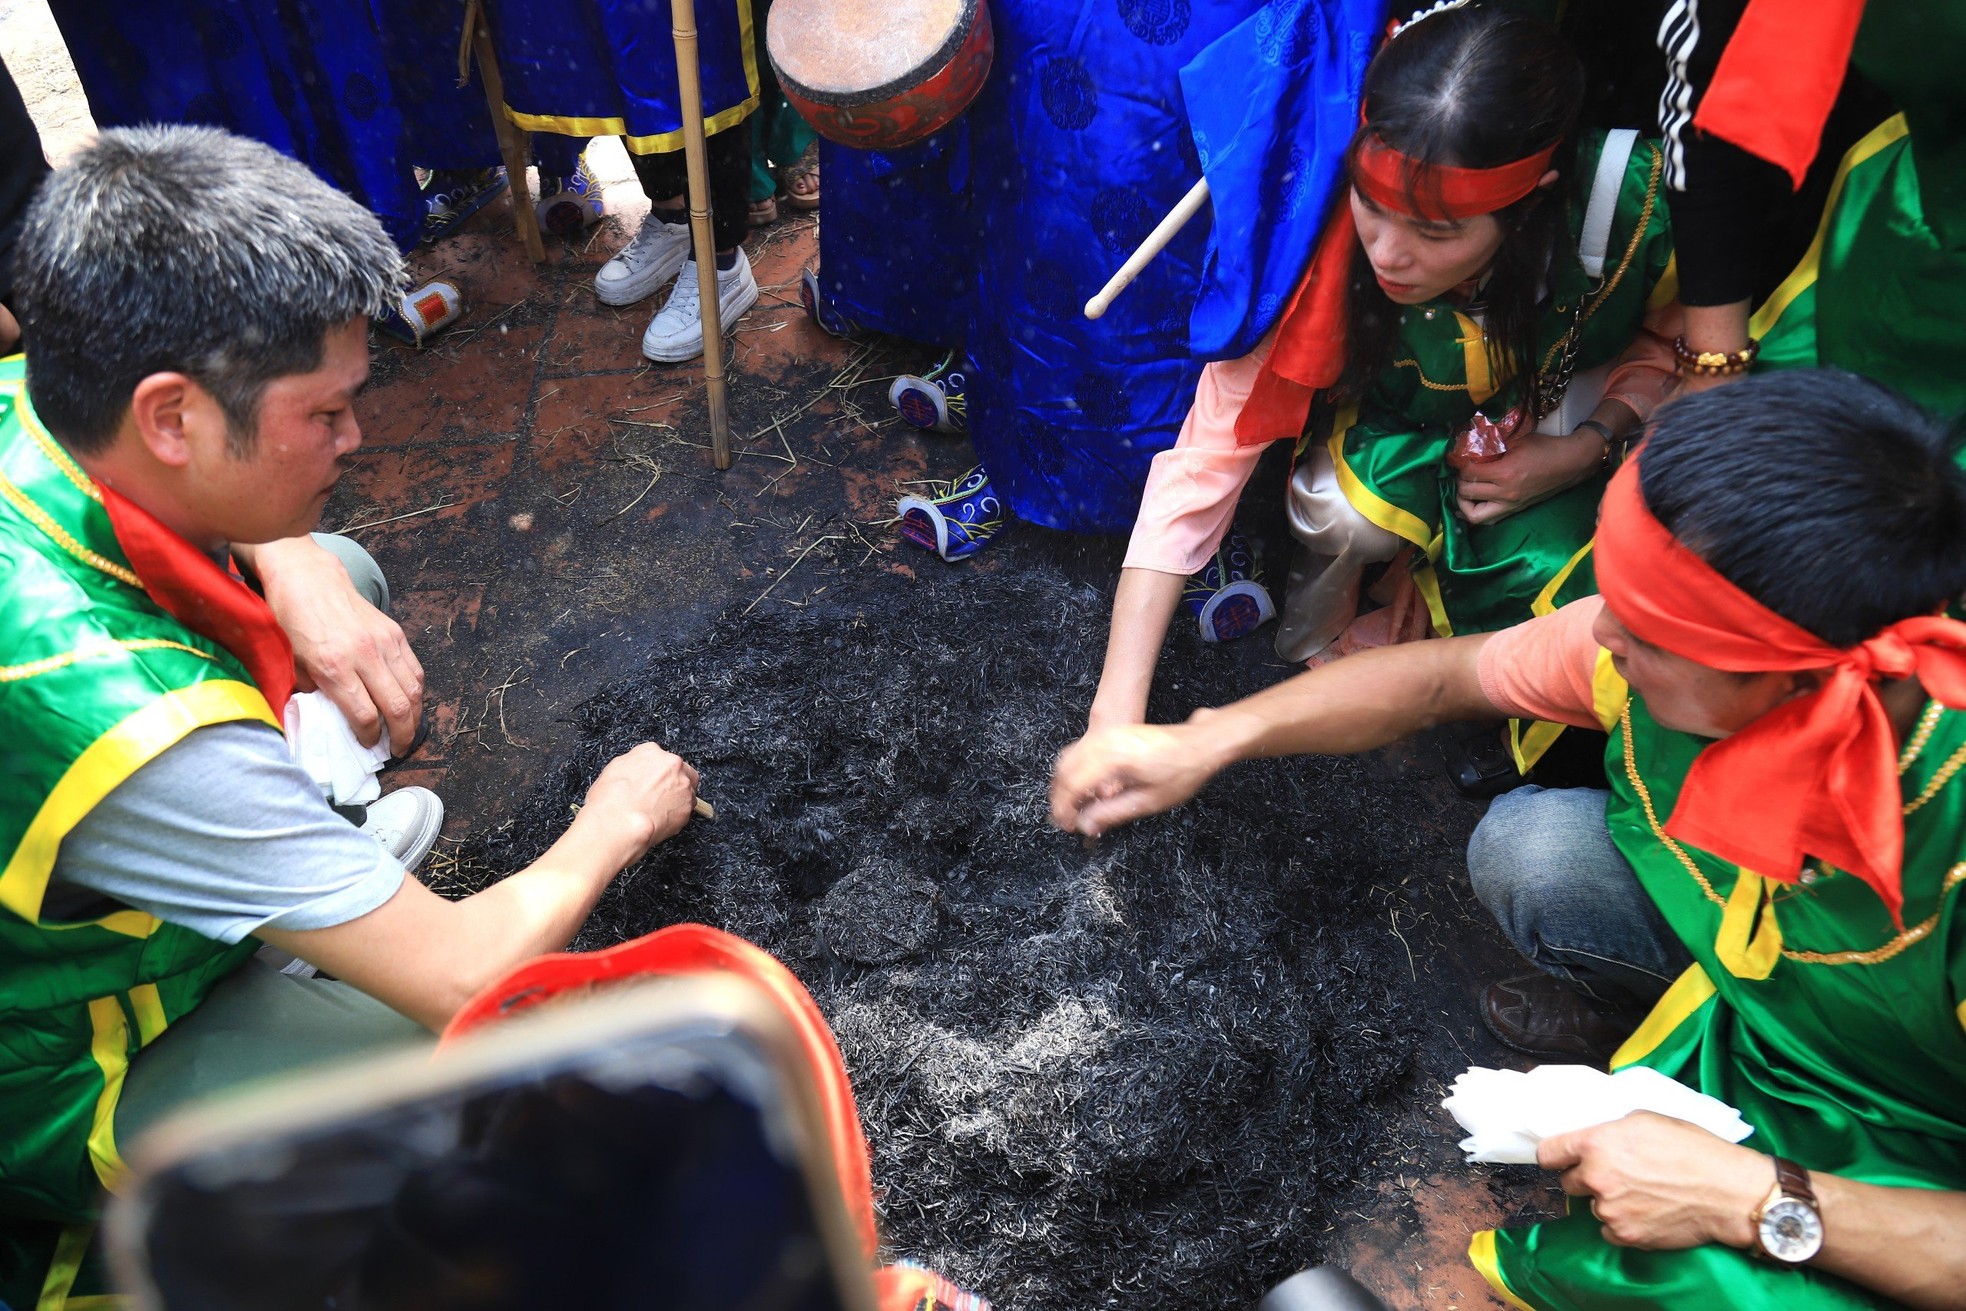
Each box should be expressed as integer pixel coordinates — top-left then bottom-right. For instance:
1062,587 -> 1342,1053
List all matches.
259,742 -> 699,1029
1088,568 -> 1188,730
1541,1112 -> 1966,1310
1055,632 -> 1500,837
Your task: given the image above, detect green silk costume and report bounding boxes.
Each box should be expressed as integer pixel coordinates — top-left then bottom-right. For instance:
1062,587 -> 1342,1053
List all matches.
1327,129 -> 1677,641
1472,664 -> 1966,1310
0,357 -> 272,1308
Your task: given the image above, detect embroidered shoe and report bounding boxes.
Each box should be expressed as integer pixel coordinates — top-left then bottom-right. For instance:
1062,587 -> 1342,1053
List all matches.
800,266 -> 857,337
642,249 -> 761,364
536,156 -> 605,236
420,167 -> 509,244
896,467 -> 1004,562
374,280 -> 464,347
1182,531 -> 1277,642
596,212 -> 693,306
888,350 -> 969,433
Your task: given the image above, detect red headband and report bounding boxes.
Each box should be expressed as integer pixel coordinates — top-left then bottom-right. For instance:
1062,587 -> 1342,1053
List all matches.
1352,135 -> 1557,222
1595,459 -> 1966,925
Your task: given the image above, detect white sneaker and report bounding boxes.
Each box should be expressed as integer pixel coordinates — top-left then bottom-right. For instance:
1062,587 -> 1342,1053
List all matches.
641,249 -> 760,364
595,213 -> 692,306
360,786 -> 445,872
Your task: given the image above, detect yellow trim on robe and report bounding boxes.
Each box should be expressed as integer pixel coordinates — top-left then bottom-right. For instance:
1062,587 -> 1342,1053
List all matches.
34,1222 -> 93,1311
1644,252 -> 1680,311
84,998 -> 129,1192
1610,962 -> 1718,1069
1591,647 -> 1629,734
1508,542 -> 1601,772
128,983 -> 168,1046
1455,311 -> 1498,405
1328,409 -> 1434,549
1468,1230 -> 1538,1311
1957,998 -> 1966,1034
0,680 -> 277,927
0,473 -> 141,589
1412,536 -> 1453,639
501,0 -> 762,156
1714,869 -> 1783,980
1751,114 -> 1909,341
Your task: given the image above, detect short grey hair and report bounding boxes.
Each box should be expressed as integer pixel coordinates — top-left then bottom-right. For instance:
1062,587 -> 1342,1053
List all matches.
12,125 -> 404,455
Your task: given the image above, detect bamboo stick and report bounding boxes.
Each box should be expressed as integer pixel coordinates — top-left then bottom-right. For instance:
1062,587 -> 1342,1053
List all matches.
468,6 -> 547,264
670,0 -> 734,469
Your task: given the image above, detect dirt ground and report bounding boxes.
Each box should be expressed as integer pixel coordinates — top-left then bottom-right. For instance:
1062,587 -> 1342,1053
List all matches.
0,9 -> 1562,1305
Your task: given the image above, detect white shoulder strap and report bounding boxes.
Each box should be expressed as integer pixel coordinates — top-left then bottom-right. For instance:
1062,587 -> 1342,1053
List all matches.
1579,128 -> 1640,281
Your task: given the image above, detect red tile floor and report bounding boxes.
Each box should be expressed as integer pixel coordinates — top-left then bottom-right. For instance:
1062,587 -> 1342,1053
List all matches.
349,170 -> 1553,1311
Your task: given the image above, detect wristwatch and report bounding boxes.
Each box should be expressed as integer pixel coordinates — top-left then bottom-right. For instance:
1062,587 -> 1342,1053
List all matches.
1751,1157 -> 1824,1263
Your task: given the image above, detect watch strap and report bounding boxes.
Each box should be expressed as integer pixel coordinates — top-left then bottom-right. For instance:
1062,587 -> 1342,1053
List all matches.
1773,1156 -> 1817,1207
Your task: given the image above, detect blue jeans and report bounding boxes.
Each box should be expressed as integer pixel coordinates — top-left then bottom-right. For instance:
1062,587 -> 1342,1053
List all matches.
1466,786 -> 1693,1012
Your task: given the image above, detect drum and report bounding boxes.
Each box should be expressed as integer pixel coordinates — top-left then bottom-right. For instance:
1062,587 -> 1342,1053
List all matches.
768,0 -> 994,150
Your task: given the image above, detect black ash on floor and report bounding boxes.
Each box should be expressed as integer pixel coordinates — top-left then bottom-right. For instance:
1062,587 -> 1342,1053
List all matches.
458,563 -> 1469,1310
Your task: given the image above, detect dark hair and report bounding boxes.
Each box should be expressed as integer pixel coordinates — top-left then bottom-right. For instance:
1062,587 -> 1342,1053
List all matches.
1334,4 -> 1585,408
1640,370 -> 1966,648
11,125 -> 401,455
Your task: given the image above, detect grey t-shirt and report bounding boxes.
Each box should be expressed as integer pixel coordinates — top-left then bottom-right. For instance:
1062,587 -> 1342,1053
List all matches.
47,720 -> 406,942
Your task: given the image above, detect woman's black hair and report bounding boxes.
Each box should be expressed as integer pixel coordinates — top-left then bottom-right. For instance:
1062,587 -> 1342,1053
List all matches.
1639,371 -> 1966,648
1333,4 -> 1586,409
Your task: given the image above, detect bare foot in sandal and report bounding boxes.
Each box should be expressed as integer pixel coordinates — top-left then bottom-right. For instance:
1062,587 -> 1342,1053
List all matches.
782,144 -> 820,211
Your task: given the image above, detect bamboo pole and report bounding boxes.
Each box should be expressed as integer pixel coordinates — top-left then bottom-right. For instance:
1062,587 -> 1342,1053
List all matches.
670,0 -> 734,469
466,2 -> 547,264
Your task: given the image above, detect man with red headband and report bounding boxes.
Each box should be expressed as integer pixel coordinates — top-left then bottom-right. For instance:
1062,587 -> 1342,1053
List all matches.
1054,370 -> 1966,1308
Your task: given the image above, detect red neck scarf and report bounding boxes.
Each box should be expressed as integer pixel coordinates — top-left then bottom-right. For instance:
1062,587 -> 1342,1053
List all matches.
1595,459 -> 1966,925
98,483 -> 296,714
1692,0 -> 1866,187
1234,136 -> 1556,446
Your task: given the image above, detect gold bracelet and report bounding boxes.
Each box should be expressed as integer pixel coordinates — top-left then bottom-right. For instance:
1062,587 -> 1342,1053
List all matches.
1674,335 -> 1760,377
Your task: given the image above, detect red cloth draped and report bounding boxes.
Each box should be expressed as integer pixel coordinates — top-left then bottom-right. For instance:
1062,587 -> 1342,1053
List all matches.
1690,0 -> 1867,187
1595,461 -> 1966,925
98,484 -> 296,714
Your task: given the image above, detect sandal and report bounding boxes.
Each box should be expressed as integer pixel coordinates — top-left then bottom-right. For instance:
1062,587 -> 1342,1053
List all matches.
781,142 -> 820,211
748,195 -> 779,226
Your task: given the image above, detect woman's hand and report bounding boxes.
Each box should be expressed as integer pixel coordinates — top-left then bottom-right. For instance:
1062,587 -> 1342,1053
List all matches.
1454,425 -> 1607,525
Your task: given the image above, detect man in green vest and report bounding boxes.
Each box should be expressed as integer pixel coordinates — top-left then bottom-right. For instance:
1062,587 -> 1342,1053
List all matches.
1053,370 -> 1966,1309
0,125 -> 702,1307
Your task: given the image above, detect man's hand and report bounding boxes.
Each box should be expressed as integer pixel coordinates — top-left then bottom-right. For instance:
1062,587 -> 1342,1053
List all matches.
1455,427 -> 1604,526
1051,721 -> 1221,838
249,537 -> 423,748
1538,1111 -> 1771,1251
575,743 -> 701,869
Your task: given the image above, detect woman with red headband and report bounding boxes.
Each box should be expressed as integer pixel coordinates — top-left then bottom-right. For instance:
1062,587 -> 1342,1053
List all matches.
1053,369 -> 1966,1311
1090,3 -> 1679,782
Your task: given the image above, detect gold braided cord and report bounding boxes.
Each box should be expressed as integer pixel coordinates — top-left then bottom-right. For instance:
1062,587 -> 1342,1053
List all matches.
1538,143 -> 1664,377
1390,357 -> 1470,392
1906,739 -> 1966,817
6,388 -> 101,503
0,473 -> 141,588
0,638 -> 212,683
1899,700 -> 1945,771
1618,704 -> 1965,968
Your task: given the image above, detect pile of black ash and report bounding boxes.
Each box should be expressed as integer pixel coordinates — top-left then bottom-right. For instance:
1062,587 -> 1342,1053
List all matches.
458,563 -> 1471,1309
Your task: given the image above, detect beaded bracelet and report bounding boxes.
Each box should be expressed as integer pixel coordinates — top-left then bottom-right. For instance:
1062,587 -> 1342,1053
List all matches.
1674,335 -> 1760,378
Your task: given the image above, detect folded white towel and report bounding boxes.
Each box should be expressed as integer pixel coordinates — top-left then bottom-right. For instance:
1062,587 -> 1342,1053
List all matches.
1442,1064 -> 1754,1165
283,691 -> 391,807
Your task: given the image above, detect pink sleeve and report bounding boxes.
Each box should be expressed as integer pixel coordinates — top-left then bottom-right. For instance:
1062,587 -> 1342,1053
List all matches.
1477,598 -> 1609,728
1121,331 -> 1275,577
1602,300 -> 1682,422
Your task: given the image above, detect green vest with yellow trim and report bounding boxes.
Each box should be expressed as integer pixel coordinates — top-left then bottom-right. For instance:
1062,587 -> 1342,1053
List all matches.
0,358 -> 269,1225
1476,672 -> 1966,1311
1326,128 -> 1677,648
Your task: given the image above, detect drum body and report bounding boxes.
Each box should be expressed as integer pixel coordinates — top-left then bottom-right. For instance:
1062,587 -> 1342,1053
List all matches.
769,0 -> 994,149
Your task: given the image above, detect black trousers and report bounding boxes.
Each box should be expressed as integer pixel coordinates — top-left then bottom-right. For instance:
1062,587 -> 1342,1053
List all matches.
0,57 -> 51,308
627,122 -> 750,252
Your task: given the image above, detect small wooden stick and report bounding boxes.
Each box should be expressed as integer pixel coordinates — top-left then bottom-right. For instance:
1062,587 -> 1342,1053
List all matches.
670,0 -> 734,470
693,797 -> 717,821
1083,177 -> 1211,320
469,14 -> 546,264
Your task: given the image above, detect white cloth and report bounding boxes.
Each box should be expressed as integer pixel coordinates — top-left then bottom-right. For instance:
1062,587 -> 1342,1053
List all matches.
283,691 -> 391,806
1442,1064 -> 1755,1165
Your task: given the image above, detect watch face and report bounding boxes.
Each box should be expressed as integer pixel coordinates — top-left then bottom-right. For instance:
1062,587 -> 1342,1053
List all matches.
1759,1198 -> 1825,1263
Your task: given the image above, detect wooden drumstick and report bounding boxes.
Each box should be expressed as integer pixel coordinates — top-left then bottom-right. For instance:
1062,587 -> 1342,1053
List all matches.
1083,177 -> 1211,320
693,797 -> 716,821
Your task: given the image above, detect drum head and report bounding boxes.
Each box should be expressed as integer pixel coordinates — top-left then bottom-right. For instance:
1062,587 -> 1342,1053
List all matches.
770,0 -> 970,100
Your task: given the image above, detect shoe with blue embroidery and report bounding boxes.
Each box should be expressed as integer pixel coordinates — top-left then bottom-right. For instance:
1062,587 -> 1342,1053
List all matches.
1182,531 -> 1276,643
801,266 -> 857,338
896,467 -> 1003,562
536,156 -> 605,236
420,167 -> 509,244
888,350 -> 969,433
